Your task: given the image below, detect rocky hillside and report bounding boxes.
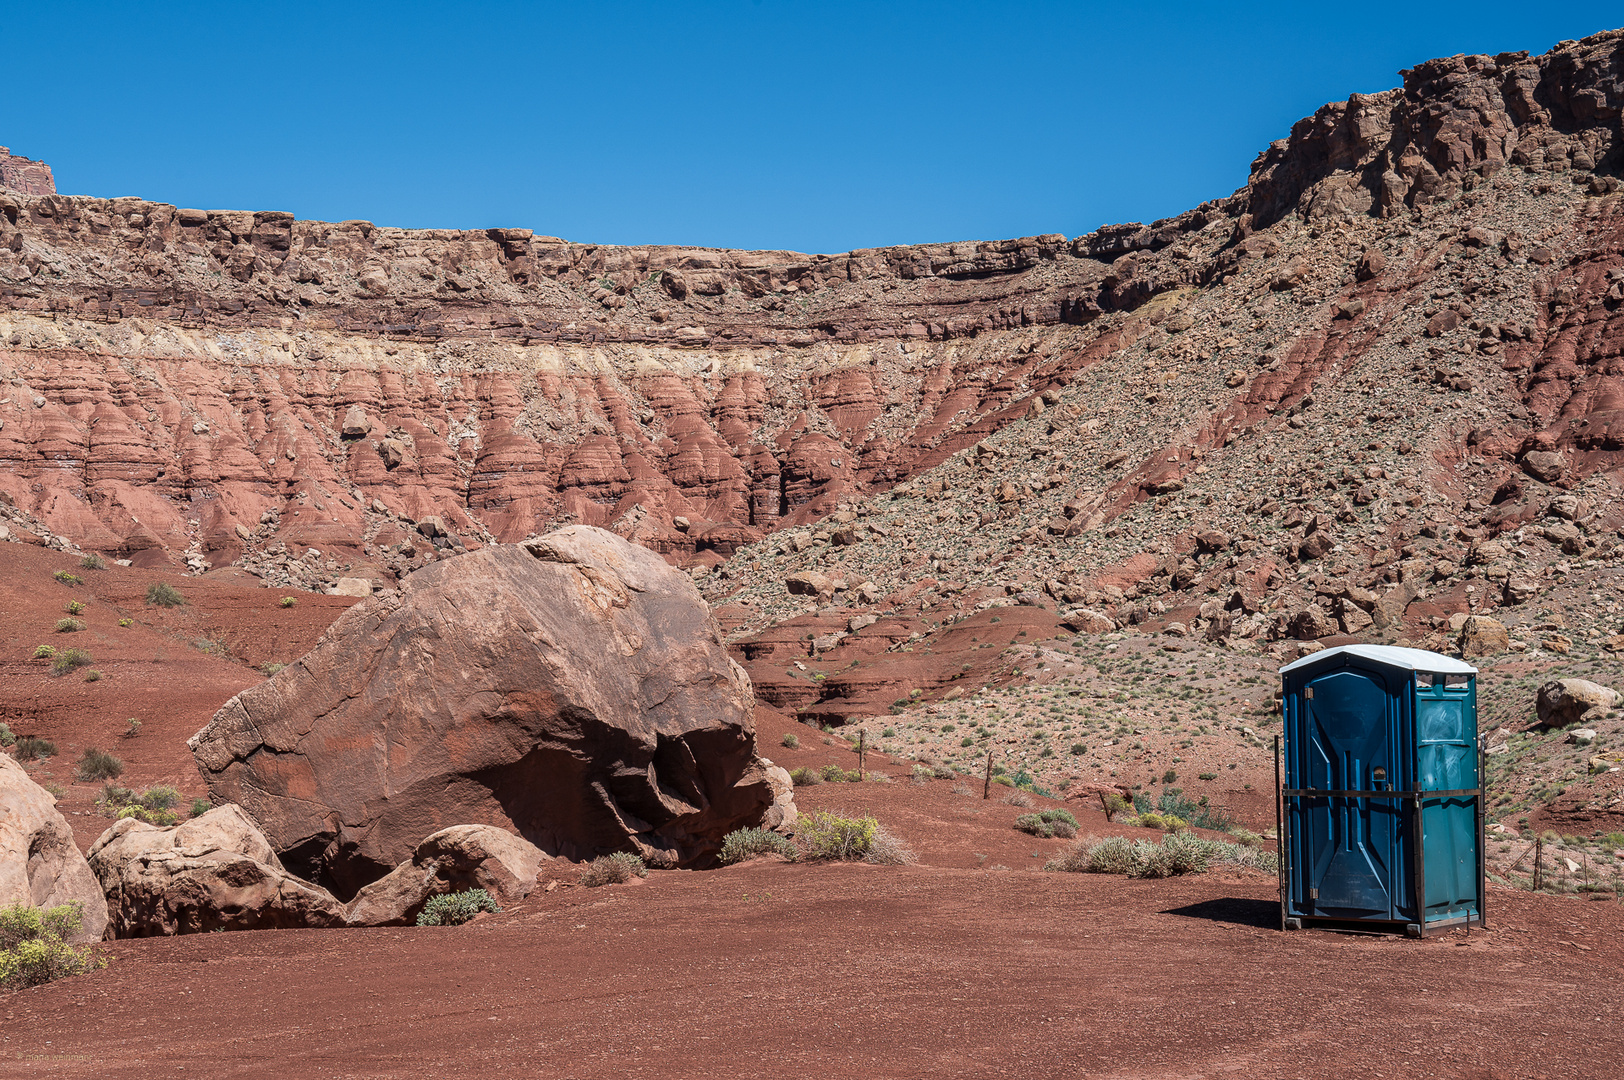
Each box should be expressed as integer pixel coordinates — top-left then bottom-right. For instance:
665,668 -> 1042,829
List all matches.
1,28 -> 1623,638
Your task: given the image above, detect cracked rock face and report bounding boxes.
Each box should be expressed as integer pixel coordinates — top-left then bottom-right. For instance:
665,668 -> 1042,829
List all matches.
188,525 -> 789,897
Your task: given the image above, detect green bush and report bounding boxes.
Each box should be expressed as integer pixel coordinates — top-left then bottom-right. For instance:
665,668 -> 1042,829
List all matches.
789,766 -> 822,787
117,618 -> 133,628
13,736 -> 55,762
416,889 -> 501,926
781,732 -> 799,749
1046,833 -> 1278,878
31,644 -> 56,659
52,571 -> 81,586
65,600 -> 85,616
83,669 -> 102,682
55,618 -> 85,634
718,827 -> 798,865
145,582 -> 186,608
191,797 -> 211,817
0,722 -> 13,747
279,596 -> 297,608
80,553 -> 106,571
1013,808 -> 1079,839
50,648 -> 92,676
820,763 -> 861,783
580,852 -> 648,887
794,810 -> 914,865
98,783 -> 180,820
75,748 -> 123,781
0,902 -> 103,990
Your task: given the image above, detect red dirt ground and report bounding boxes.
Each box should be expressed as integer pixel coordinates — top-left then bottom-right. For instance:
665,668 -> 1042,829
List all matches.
5,543 -> 1621,1079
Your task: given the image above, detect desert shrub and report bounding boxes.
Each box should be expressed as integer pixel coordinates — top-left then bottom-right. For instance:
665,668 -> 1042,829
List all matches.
911,763 -> 934,785
98,783 -> 179,820
55,618 -> 85,634
1003,789 -> 1034,808
820,763 -> 860,783
31,645 -> 56,660
797,810 -> 877,861
0,722 -> 12,747
1154,788 -> 1233,832
781,732 -> 800,749
13,736 -> 55,762
579,852 -> 648,887
124,717 -> 142,737
279,596 -> 297,608
789,766 -> 822,787
0,902 -> 103,990
79,553 -> 106,571
416,889 -> 501,926
82,669 -> 101,682
1013,808 -> 1079,839
1101,792 -> 1129,821
117,618 -> 133,628
50,648 -> 92,676
190,797 -> 211,817
1047,833 -> 1278,878
1162,769 -> 1178,784
864,824 -> 917,866
145,582 -> 186,608
75,748 -> 123,781
65,600 -> 85,616
52,571 -> 81,586
718,827 -> 798,865
261,662 -> 286,676
866,770 -> 891,783
932,764 -> 956,779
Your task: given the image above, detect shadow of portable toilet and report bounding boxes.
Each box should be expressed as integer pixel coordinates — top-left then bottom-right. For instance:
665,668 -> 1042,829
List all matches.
1275,644 -> 1485,937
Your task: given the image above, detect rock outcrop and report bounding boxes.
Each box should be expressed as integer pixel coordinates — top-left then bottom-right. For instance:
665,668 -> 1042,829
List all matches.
0,754 -> 109,942
190,526 -> 794,897
86,804 -> 346,937
343,825 -> 547,927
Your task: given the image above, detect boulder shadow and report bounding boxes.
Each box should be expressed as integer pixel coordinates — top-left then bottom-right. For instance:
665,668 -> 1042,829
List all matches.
1160,896 -> 1279,929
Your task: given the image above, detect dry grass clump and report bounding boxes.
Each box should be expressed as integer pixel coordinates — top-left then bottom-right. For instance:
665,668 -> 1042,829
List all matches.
1003,789 -> 1034,808
579,852 -> 648,887
796,809 -> 915,866
718,827 -> 798,865
1013,808 -> 1078,839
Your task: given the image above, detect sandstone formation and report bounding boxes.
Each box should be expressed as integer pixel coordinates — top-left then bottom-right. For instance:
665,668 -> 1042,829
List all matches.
86,804 -> 346,937
1535,678 -> 1622,729
343,824 -> 548,927
0,754 -> 109,942
190,526 -> 793,896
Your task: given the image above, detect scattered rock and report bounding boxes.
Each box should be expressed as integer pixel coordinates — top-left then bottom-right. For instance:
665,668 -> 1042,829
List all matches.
344,825 -> 549,927
1536,679 -> 1621,729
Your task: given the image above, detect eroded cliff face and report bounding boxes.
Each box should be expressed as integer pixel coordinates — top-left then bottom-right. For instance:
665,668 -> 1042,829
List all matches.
1,31 -> 1623,591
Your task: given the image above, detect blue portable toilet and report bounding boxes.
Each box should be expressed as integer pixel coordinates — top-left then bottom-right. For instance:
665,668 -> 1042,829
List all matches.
1276,644 -> 1485,937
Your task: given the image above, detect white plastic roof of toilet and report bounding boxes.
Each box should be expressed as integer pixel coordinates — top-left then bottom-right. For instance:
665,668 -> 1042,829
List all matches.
1278,644 -> 1478,675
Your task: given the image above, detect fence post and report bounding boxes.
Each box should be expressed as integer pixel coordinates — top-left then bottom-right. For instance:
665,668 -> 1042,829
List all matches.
983,747 -> 994,800
858,729 -> 866,779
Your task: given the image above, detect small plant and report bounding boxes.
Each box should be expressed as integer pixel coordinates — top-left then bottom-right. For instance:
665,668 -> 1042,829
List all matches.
55,618 -> 85,633
261,662 -> 286,676
75,748 -> 123,781
190,797 -> 211,817
1045,833 -> 1277,877
1014,808 -> 1080,839
781,732 -> 800,749
13,736 -> 56,762
98,783 -> 179,820
0,902 -> 104,990
31,644 -> 56,660
820,763 -> 861,783
123,717 -> 142,738
145,582 -> 186,608
718,827 -> 798,865
79,553 -> 106,571
416,889 -> 501,926
82,669 -> 101,682
53,571 -> 82,586
882,727 -> 897,738
1162,769 -> 1179,784
117,618 -> 133,628
1004,789 -> 1035,808
0,722 -> 12,748
579,852 -> 648,887
797,810 -> 877,861
50,648 -> 92,676
1198,772 -> 1218,781
279,596 -> 297,608
911,763 -> 934,785
65,600 -> 85,616
789,766 -> 822,787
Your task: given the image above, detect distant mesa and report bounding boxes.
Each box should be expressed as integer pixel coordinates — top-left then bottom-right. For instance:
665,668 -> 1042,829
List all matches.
0,144 -> 55,197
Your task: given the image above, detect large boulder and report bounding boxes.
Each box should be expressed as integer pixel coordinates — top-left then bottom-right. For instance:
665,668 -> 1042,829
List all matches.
1536,679 -> 1621,729
190,526 -> 794,898
1458,615 -> 1509,657
344,824 -> 548,927
87,805 -> 346,937
0,755 -> 109,942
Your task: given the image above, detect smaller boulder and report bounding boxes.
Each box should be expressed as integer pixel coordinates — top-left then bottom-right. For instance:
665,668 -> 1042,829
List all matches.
341,405 -> 371,438
1458,615 -> 1509,657
345,825 -> 549,927
1521,450 -> 1566,483
330,577 -> 373,598
0,756 -> 108,942
88,805 -> 345,937
1060,608 -> 1116,634
1565,728 -> 1598,746
785,570 -> 834,599
1536,679 -> 1621,729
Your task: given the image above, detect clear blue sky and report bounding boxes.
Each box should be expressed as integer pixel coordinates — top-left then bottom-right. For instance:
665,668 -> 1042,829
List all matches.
6,2 -> 1619,252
